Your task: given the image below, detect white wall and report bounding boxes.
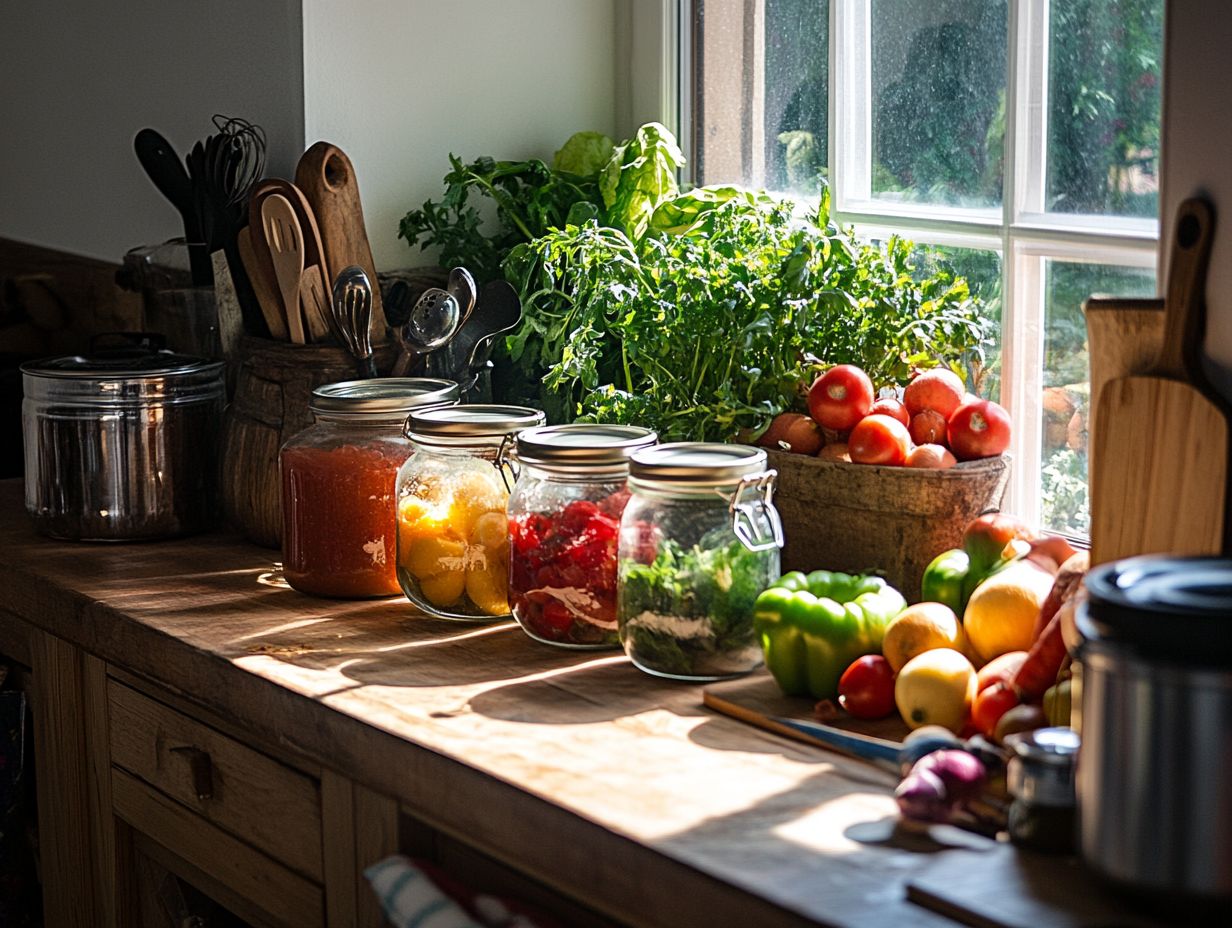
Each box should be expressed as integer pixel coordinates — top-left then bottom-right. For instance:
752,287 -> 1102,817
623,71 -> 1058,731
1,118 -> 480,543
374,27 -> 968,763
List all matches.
0,1 -> 617,272
0,0 -> 304,263
302,0 -> 618,269
1160,0 -> 1232,400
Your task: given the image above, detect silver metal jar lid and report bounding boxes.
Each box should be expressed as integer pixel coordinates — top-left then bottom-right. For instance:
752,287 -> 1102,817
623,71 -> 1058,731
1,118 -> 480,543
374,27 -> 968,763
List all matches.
628,442 -> 769,485
1005,727 -> 1080,808
406,404 -> 545,440
514,424 -> 658,470
310,378 -> 460,416
21,352 -> 225,407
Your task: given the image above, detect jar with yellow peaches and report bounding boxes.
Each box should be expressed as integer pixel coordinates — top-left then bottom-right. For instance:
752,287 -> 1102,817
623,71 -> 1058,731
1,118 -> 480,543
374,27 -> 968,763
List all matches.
395,404 -> 545,620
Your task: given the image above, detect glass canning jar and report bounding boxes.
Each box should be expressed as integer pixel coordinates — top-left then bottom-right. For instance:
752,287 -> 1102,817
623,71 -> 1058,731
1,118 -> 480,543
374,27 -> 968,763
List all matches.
396,404 -> 545,621
280,378 -> 459,598
506,424 -> 658,648
617,443 -> 783,681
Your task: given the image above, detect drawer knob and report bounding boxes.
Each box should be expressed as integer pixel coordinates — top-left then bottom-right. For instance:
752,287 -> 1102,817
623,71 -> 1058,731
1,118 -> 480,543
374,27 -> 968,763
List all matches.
170,745 -> 214,800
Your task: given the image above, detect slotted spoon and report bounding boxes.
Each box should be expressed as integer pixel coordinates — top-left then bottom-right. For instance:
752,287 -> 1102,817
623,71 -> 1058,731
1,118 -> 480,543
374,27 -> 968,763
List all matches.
260,193 -> 307,344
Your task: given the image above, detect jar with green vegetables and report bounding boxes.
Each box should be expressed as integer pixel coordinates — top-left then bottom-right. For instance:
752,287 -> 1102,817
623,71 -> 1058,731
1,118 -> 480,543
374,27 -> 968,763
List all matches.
617,443 -> 782,680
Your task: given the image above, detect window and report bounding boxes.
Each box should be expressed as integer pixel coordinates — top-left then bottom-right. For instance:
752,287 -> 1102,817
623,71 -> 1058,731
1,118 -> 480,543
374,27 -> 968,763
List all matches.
685,0 -> 1163,534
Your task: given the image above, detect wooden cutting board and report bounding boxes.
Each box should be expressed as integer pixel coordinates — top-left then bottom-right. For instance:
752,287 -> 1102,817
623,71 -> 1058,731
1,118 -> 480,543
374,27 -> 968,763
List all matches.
295,142 -> 386,345
1083,296 -> 1164,518
1090,197 -> 1229,565
906,844 -> 1169,928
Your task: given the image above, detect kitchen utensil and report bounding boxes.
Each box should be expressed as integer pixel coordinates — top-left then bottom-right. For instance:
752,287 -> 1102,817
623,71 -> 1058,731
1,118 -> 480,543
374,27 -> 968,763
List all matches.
248,178 -> 332,343
260,194 -> 308,344
1090,197 -> 1227,565
1077,556 -> 1232,910
445,267 -> 478,327
22,346 -> 225,540
295,142 -> 386,345
1083,296 -> 1164,490
332,266 -> 377,378
236,226 -> 288,341
391,287 -> 462,376
133,128 -> 210,285
463,278 -> 523,377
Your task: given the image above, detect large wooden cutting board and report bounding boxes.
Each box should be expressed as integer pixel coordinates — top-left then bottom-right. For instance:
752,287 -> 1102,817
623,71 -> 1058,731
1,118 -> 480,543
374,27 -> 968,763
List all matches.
1090,197 -> 1229,565
906,844 -> 1171,928
295,142 -> 386,345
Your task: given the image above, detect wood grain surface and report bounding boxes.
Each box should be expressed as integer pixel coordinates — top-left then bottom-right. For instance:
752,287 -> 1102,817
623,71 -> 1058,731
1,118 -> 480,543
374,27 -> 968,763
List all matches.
0,479 -> 1107,928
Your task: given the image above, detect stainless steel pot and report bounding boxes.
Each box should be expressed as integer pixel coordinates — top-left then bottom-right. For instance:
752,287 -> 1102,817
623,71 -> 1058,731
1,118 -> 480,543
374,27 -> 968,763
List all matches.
22,347 -> 225,541
1077,556 -> 1232,908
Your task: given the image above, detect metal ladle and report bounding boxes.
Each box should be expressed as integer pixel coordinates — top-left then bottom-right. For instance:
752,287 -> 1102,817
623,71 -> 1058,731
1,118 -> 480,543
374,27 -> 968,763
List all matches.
331,266 -> 377,379
391,287 -> 460,376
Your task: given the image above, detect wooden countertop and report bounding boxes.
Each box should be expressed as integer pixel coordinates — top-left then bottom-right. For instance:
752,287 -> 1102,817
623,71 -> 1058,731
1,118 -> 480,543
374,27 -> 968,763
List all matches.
0,480 -> 970,928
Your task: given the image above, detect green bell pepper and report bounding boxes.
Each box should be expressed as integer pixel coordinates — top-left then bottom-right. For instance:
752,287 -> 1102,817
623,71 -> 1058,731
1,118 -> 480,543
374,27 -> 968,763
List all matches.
921,549 -> 971,613
754,570 -> 907,700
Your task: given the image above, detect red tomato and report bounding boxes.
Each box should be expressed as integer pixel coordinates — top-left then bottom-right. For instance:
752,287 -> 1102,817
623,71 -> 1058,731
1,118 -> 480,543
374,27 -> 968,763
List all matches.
908,409 -> 948,445
848,414 -> 911,465
904,368 -> 966,419
948,398 -> 1012,460
977,651 -> 1028,692
971,680 -> 1022,739
869,397 -> 910,426
756,412 -> 823,455
838,655 -> 896,719
808,365 -> 874,431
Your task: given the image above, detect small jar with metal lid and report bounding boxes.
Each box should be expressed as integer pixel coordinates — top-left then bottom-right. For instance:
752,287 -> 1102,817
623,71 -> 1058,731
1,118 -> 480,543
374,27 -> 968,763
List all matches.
396,404 -> 545,621
617,443 -> 782,681
1003,726 -> 1080,854
280,378 -> 459,599
506,424 -> 658,648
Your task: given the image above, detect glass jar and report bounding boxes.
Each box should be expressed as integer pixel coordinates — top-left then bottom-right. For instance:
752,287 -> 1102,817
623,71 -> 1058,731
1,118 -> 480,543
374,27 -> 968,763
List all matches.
280,378 -> 459,598
1004,727 -> 1080,854
617,443 -> 783,681
506,424 -> 658,648
396,404 -> 545,621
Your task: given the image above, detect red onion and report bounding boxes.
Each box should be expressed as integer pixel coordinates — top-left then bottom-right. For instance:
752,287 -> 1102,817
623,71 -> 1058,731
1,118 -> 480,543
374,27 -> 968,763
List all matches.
894,768 -> 951,823
913,749 -> 988,803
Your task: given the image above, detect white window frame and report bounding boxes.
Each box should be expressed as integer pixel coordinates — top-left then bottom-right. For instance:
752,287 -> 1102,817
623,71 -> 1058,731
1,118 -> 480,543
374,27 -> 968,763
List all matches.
629,0 -> 1160,532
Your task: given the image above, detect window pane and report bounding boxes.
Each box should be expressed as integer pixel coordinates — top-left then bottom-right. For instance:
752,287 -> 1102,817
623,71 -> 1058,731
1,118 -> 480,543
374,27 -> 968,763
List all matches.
1040,261 -> 1155,536
871,0 -> 1008,208
693,0 -> 829,196
909,245 -> 1003,402
1046,0 -> 1164,218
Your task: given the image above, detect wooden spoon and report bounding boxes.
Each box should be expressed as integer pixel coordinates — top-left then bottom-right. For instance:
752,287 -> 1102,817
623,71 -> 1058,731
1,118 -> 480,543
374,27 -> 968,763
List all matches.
260,194 -> 306,344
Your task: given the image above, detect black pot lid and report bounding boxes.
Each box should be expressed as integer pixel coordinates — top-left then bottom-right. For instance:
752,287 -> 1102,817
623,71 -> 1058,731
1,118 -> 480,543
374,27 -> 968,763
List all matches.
1080,556 -> 1232,668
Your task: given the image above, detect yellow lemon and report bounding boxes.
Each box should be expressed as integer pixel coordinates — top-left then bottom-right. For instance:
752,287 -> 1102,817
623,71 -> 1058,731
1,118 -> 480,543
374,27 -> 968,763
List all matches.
963,562 -> 1055,662
397,496 -> 458,551
417,569 -> 466,608
894,647 -> 977,733
882,602 -> 968,673
445,470 -> 507,534
466,563 -> 509,616
402,535 -> 467,579
469,511 -> 509,556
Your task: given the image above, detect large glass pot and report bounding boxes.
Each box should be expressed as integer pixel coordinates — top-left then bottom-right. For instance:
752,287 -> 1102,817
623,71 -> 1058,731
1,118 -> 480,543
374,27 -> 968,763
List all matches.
617,443 -> 783,681
280,378 -> 459,598
396,404 -> 545,621
506,424 -> 658,648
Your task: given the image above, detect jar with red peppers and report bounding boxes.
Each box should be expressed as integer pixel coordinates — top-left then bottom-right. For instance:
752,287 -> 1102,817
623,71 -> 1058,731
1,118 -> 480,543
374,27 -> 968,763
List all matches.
280,378 -> 459,598
506,424 -> 658,648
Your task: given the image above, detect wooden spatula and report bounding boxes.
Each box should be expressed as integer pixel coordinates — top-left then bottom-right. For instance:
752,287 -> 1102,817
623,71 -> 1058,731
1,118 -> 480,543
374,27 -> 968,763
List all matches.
1091,197 -> 1227,565
260,193 -> 307,344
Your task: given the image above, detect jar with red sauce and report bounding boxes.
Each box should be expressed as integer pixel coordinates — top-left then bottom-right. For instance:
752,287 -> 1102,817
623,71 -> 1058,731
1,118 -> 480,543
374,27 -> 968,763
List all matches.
280,378 -> 459,598
506,424 -> 658,648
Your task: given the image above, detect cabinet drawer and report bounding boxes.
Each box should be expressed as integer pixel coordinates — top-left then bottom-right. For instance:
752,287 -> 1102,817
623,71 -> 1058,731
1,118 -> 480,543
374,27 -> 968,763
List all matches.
108,679 -> 324,882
